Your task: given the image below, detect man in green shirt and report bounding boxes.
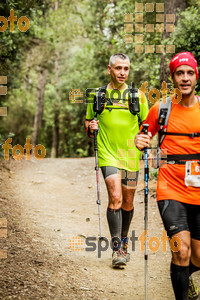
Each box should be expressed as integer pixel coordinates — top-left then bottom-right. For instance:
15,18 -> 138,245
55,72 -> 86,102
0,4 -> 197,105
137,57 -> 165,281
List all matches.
85,53 -> 148,268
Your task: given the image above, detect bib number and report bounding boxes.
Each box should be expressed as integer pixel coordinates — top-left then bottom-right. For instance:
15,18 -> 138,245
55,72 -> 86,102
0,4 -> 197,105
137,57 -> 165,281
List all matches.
185,161 -> 200,187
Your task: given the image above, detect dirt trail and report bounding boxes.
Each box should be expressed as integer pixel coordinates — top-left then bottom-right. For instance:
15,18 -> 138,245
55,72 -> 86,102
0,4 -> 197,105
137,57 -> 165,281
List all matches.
0,157 -> 199,299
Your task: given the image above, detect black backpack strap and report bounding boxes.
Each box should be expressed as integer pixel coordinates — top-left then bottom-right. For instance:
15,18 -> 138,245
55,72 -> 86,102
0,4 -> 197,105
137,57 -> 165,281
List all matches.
158,97 -> 172,146
167,153 -> 200,161
93,85 -> 107,115
163,132 -> 200,138
127,85 -> 143,126
128,85 -> 140,115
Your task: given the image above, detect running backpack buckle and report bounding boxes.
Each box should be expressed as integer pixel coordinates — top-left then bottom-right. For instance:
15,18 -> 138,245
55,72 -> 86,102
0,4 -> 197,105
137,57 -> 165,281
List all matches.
168,160 -> 175,165
189,133 -> 197,138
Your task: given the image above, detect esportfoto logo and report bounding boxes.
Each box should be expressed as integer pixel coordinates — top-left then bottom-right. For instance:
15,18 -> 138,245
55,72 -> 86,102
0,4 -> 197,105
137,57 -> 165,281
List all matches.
69,230 -> 182,258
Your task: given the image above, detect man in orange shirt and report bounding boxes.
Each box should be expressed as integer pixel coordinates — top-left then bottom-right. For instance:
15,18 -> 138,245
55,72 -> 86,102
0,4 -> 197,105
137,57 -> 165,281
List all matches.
135,52 -> 200,300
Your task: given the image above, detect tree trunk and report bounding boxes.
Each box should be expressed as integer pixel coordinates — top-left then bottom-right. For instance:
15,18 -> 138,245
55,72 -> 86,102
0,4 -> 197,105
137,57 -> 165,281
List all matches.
51,102 -> 59,158
51,1 -> 60,158
32,67 -> 47,146
51,50 -> 60,158
159,0 -> 187,85
24,51 -> 31,91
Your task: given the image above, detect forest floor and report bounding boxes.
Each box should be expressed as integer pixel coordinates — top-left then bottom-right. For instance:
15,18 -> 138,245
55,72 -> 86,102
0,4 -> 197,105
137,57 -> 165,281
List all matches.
0,157 -> 199,300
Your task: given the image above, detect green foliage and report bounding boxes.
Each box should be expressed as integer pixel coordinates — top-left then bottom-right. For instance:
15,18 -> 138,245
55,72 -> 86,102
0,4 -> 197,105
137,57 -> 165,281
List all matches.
0,0 -> 52,74
171,6 -> 200,59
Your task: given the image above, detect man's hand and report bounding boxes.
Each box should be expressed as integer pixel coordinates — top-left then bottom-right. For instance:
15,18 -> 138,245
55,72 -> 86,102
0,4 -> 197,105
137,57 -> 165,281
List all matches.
88,119 -> 99,133
135,131 -> 152,151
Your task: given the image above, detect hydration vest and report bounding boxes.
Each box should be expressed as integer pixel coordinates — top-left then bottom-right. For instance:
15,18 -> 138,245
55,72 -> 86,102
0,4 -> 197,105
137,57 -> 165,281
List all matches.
93,84 -> 142,125
158,96 -> 200,165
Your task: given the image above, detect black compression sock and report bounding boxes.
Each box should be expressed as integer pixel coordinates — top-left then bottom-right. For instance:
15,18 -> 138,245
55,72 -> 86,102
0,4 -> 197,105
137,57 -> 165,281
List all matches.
107,208 -> 122,250
121,208 -> 134,238
170,262 -> 189,300
189,261 -> 200,275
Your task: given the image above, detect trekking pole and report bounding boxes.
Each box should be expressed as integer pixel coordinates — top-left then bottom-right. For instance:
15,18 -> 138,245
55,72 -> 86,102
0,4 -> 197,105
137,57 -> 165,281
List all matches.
94,117 -> 102,239
142,124 -> 149,300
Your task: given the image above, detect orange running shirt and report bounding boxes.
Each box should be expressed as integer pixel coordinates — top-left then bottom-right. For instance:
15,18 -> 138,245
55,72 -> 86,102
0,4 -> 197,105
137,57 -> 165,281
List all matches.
145,98 -> 200,204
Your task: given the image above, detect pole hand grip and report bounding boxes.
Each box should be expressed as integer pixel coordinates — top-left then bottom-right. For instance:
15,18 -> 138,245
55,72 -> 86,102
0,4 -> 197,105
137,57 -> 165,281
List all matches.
94,130 -> 98,150
93,116 -> 98,150
141,124 -> 149,151
142,124 -> 149,135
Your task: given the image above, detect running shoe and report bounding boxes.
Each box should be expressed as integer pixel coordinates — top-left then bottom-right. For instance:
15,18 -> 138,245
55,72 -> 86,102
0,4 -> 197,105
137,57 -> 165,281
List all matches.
112,247 -> 126,268
121,237 -> 130,262
188,276 -> 200,299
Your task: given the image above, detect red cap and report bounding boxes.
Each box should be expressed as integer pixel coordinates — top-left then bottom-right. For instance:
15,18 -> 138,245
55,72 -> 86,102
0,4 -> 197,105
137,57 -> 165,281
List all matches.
169,52 -> 199,80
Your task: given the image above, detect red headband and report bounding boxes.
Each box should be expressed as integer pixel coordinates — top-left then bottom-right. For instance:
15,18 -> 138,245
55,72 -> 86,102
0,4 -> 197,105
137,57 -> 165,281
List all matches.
169,52 -> 199,80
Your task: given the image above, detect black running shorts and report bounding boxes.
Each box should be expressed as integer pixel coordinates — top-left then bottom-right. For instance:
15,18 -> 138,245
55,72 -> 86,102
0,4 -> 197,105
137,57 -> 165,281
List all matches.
101,166 -> 139,188
157,199 -> 200,240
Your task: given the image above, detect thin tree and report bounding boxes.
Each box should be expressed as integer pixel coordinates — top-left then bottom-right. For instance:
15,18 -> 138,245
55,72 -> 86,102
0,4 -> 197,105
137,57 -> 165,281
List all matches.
32,66 -> 47,146
51,0 -> 60,158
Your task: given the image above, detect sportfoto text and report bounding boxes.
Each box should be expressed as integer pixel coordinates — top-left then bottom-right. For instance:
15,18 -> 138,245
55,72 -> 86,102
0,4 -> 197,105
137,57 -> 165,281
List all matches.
85,81 -> 181,104
70,81 -> 182,104
72,230 -> 182,258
